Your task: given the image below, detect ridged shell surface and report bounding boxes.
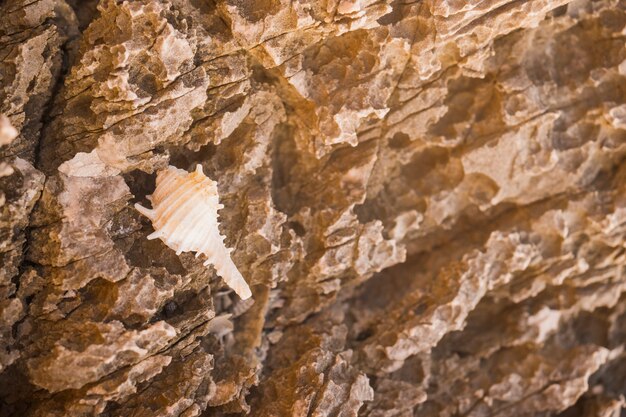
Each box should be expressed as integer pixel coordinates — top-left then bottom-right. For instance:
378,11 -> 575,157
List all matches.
135,164 -> 252,300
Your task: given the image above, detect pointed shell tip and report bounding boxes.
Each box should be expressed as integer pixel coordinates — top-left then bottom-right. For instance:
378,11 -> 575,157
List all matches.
147,230 -> 162,240
238,286 -> 252,300
135,203 -> 155,220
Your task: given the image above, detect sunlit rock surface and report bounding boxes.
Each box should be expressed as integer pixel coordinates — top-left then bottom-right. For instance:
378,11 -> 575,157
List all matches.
1,0 -> 626,416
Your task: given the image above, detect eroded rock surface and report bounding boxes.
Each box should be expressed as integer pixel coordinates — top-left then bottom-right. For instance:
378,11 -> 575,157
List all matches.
1,0 -> 626,416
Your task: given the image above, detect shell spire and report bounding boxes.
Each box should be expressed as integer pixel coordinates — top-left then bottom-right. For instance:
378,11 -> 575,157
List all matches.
135,164 -> 252,300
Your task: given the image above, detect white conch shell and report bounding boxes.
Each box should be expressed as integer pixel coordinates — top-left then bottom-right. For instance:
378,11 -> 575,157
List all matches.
135,164 -> 252,300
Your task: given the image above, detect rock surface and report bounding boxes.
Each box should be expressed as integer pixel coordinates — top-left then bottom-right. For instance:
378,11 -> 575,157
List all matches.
1,0 -> 626,416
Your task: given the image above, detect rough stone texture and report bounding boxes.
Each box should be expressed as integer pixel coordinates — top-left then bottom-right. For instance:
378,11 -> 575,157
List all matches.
1,0 -> 626,416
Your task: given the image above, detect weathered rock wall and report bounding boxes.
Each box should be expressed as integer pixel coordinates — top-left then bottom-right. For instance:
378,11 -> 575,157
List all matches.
1,0 -> 626,416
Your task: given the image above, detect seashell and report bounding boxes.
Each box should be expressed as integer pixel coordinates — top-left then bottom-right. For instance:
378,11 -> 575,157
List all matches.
135,164 -> 252,300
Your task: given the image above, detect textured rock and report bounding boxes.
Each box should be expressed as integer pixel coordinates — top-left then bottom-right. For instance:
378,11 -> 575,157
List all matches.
2,0 -> 626,416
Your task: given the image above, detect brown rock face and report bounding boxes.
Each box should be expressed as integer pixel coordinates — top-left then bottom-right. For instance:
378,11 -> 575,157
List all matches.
1,0 -> 626,416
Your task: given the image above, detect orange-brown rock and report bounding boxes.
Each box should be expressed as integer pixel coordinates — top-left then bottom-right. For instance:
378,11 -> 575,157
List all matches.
1,1 -> 626,416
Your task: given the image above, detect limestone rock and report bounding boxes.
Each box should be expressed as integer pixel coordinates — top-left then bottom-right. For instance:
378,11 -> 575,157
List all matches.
2,0 -> 626,416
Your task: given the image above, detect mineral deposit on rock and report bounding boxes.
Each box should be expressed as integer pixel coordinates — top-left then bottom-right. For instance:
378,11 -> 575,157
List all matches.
1,0 -> 626,416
